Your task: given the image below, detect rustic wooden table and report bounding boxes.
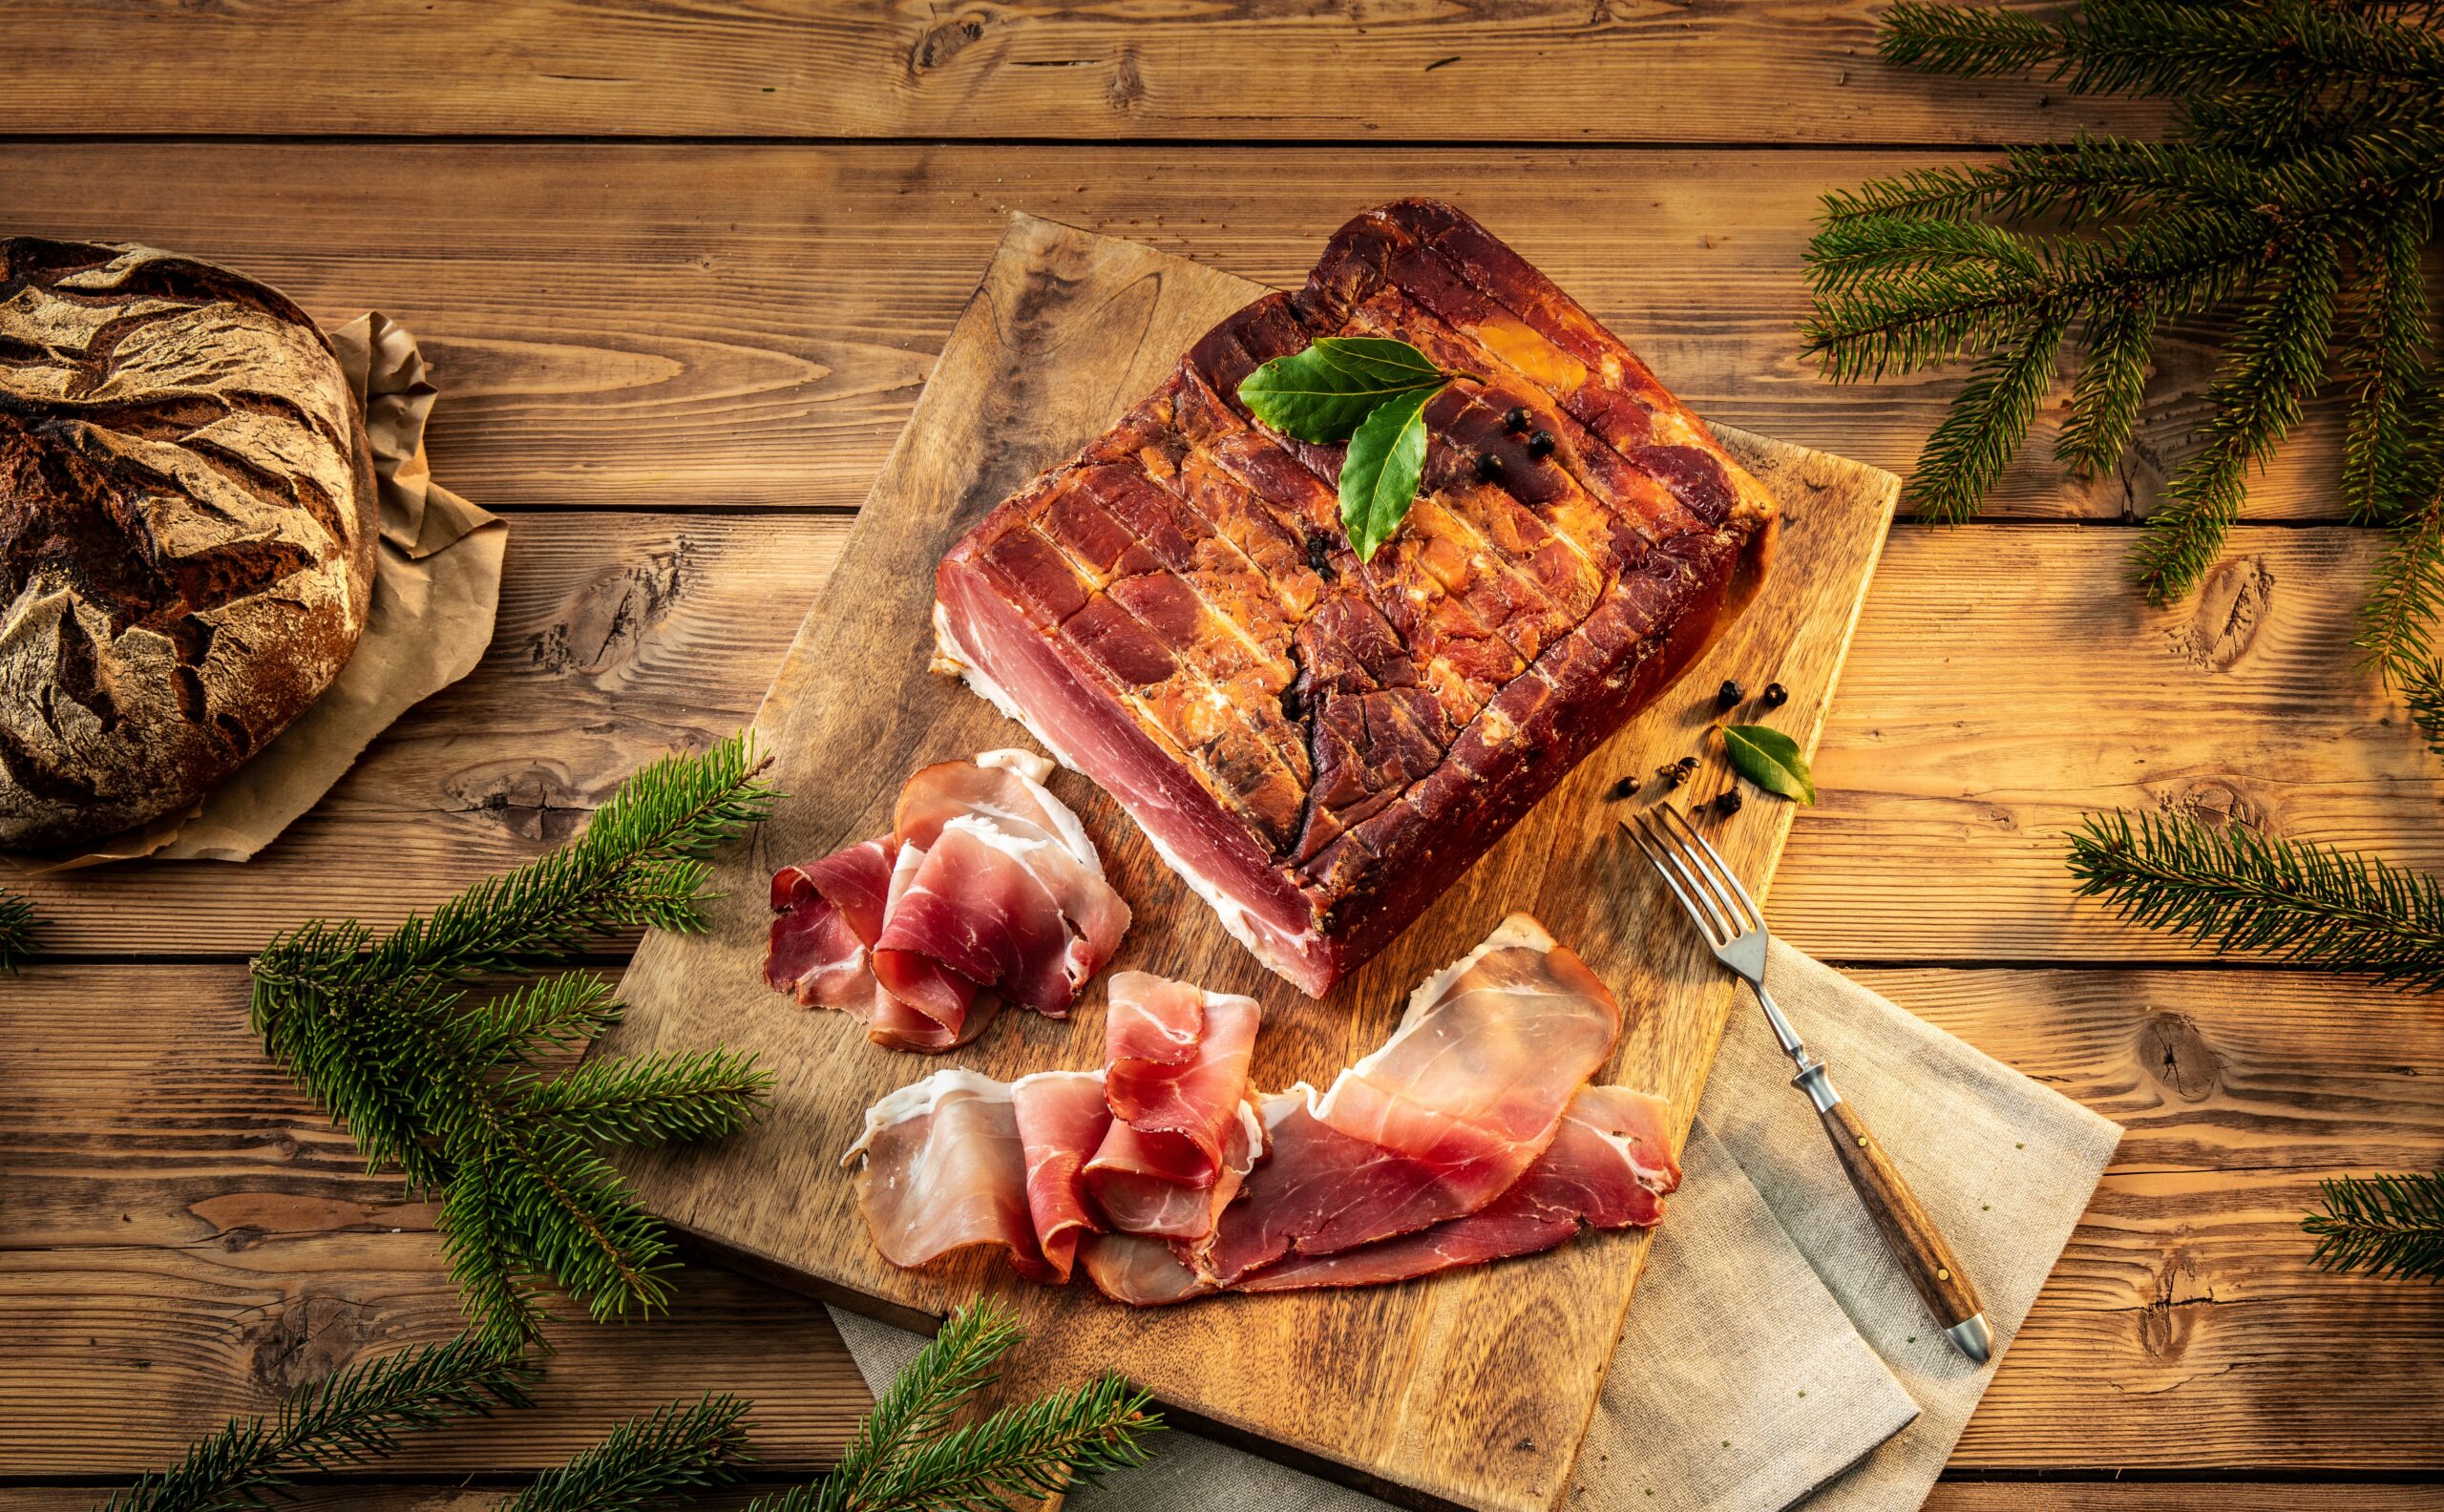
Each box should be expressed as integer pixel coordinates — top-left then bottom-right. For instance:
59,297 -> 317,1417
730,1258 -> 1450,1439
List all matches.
3,6 -> 2439,1509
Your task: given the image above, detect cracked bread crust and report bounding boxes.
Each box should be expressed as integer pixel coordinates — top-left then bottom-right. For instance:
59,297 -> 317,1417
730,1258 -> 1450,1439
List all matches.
0,238 -> 378,849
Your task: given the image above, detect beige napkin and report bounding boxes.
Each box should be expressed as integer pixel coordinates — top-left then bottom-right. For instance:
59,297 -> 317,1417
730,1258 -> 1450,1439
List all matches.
16,312 -> 506,871
826,942 -> 2121,1511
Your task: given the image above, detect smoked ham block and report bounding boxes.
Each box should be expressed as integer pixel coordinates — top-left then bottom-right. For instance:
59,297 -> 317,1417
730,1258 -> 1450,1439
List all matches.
934,200 -> 1776,995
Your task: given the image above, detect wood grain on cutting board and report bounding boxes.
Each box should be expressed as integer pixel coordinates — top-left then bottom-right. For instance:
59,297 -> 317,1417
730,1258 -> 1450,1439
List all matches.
601,213 -> 1899,1512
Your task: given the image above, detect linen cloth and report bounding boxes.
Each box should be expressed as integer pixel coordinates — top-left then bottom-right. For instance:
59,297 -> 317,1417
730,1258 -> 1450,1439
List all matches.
828,941 -> 2121,1512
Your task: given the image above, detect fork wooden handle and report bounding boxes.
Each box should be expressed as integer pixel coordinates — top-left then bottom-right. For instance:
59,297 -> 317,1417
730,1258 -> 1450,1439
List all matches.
1817,1098 -> 1990,1350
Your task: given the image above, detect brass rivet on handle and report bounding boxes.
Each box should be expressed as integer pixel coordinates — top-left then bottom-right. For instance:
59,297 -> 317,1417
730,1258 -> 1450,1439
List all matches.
1858,1135 -> 1869,1146
1938,1268 -> 1951,1281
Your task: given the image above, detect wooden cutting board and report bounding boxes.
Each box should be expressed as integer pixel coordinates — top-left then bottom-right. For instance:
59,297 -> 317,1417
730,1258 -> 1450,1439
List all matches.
603,212 -> 1899,1512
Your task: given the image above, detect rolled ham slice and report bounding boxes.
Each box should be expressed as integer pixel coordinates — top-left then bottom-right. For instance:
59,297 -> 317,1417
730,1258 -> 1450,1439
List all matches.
1082,973 -> 1263,1242
765,749 -> 1128,1050
1008,1070 -> 1112,1283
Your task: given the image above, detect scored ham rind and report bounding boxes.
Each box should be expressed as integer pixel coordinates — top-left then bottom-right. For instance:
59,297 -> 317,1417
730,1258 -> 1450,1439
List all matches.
934,198 -> 1775,997
764,749 -> 1127,1050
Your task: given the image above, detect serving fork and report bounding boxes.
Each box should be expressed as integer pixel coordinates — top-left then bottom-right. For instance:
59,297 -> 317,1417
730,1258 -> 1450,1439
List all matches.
1626,803 -> 1993,1364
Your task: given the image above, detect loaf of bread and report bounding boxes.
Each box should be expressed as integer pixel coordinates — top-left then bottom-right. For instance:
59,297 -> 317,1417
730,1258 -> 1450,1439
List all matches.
0,239 -> 379,850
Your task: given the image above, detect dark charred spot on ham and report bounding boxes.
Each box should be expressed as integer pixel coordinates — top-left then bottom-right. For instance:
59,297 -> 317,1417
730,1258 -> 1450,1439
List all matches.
934,198 -> 1776,996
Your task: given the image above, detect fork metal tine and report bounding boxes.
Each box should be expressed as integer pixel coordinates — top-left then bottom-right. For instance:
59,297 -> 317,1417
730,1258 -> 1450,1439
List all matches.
1627,809 -> 1738,945
1655,801 -> 1761,935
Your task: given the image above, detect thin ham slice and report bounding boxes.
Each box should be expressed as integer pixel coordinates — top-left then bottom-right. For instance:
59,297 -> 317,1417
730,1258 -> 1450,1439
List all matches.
1083,1083 -> 1675,1304
1205,914 -> 1621,1278
763,838 -> 896,1014
766,749 -> 1127,1049
1235,1084 -> 1676,1293
1008,1070 -> 1112,1283
844,1069 -> 1051,1283
1082,973 -> 1263,1241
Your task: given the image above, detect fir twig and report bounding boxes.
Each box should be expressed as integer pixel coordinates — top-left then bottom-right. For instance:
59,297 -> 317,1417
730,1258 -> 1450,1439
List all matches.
740,1301 -> 1163,1512
502,1393 -> 755,1512
2131,233 -> 2344,602
95,1334 -> 533,1512
0,887 -> 40,972
2067,808 -> 2444,989
2306,1168 -> 2444,1280
247,733 -> 779,1354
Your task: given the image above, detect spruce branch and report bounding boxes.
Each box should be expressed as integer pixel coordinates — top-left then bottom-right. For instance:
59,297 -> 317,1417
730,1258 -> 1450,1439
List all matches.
2056,292 -> 2159,477
0,887 -> 42,972
502,1393 -> 754,1512
95,1334 -> 533,1512
248,734 -> 779,1354
2067,808 -> 2444,988
2306,1168 -> 2444,1280
2131,232 -> 2344,602
742,1301 -> 1163,1512
1905,309 -> 2072,522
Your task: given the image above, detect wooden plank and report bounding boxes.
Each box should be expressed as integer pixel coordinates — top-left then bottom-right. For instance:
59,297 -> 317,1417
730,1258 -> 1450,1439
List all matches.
5,961 -> 2440,1474
591,214 -> 1892,1512
0,2 -> 2166,144
7,1489 -> 2439,1512
0,142 -> 2353,525
12,518 -> 2433,967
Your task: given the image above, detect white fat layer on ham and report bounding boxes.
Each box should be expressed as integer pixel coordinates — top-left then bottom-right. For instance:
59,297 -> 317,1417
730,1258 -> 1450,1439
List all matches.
934,602 -> 1313,982
843,1068 -> 1008,1166
967,747 -> 1100,872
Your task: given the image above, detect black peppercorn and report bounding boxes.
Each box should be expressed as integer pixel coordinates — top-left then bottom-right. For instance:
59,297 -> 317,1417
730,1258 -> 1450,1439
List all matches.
1305,536 -> 1334,575
1609,774 -> 1640,800
1761,682 -> 1789,708
1715,788 -> 1743,817
1716,679 -> 1743,708
1675,755 -> 1699,775
1527,429 -> 1556,459
1504,406 -> 1532,432
1476,452 -> 1505,483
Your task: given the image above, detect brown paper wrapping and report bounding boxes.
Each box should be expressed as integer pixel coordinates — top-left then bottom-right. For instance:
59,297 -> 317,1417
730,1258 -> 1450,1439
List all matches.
13,314 -> 507,872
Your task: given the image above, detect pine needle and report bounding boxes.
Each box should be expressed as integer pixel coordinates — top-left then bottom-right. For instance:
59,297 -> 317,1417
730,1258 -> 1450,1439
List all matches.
0,887 -> 40,973
247,733 -> 780,1354
503,1393 -> 755,1512
95,1334 -> 534,1512
741,1300 -> 1164,1512
2067,808 -> 2444,989
2306,1168 -> 2444,1281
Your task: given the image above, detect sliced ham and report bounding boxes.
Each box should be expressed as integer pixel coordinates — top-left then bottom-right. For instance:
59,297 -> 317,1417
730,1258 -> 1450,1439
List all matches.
763,838 -> 896,1013
847,914 -> 1677,1310
765,749 -> 1128,1050
1007,1070 -> 1112,1283
1206,914 -> 1622,1278
844,1069 -> 1051,1283
1082,973 -> 1263,1241
1235,1084 -> 1676,1293
1084,1084 -> 1677,1306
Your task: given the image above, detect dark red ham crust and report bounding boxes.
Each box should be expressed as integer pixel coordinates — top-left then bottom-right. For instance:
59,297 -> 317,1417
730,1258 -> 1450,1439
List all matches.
937,198 -> 1774,996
